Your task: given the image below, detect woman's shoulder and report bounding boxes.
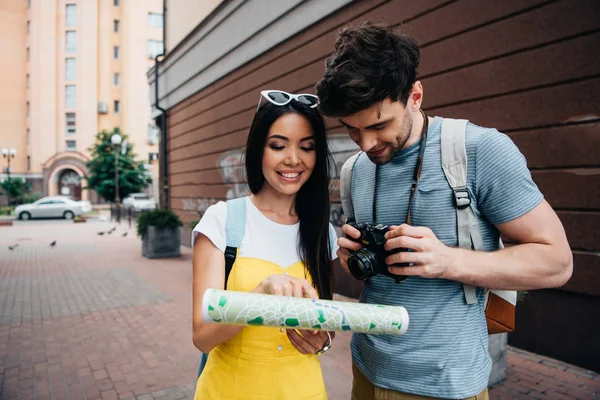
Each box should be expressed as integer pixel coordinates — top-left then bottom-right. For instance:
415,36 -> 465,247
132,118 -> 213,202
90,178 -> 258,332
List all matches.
202,200 -> 228,220
191,200 -> 229,249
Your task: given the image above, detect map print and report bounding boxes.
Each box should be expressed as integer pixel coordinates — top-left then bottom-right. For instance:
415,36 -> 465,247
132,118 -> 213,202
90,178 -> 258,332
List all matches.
202,289 -> 409,335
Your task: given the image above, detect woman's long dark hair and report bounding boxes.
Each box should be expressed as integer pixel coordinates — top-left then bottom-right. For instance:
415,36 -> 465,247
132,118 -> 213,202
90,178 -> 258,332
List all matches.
245,101 -> 334,300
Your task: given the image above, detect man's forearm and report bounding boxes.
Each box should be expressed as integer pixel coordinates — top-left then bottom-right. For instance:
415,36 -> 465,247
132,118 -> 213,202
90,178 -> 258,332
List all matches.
448,242 -> 573,291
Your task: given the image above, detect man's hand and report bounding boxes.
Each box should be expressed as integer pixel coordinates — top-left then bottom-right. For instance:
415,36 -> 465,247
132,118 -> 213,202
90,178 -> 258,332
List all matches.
336,224 -> 363,274
384,224 -> 457,279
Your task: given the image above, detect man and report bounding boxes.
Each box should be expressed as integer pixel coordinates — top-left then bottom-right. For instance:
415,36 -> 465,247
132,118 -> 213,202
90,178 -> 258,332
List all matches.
315,22 -> 572,400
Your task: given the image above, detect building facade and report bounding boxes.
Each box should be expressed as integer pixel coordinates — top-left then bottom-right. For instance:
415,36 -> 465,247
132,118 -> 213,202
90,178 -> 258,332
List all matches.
149,0 -> 600,372
0,0 -> 163,204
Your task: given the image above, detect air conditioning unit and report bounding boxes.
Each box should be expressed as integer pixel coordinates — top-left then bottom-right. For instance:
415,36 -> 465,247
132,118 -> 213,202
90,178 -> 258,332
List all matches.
98,101 -> 108,114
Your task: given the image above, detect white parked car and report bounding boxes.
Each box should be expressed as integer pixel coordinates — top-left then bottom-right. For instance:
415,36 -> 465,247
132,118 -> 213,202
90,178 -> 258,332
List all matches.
15,196 -> 92,220
122,193 -> 156,211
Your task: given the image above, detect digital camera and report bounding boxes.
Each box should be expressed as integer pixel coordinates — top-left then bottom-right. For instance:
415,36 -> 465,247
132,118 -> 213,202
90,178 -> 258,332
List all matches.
346,222 -> 409,283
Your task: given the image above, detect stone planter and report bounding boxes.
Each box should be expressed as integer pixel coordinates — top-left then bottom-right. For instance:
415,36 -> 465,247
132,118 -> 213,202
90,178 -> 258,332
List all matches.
142,226 -> 181,259
488,333 -> 508,386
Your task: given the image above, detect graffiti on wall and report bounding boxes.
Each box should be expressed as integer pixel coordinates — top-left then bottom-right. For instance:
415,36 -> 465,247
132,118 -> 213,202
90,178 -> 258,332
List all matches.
328,134 -> 360,228
218,148 -> 249,200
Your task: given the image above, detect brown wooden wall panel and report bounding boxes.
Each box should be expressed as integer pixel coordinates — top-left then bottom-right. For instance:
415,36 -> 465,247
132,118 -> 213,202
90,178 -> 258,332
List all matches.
423,32 -> 600,109
170,109 -> 255,150
420,0 -> 600,77
559,252 -> 600,297
558,211 -> 600,252
509,123 -> 600,169
170,128 -> 246,164
405,0 -> 546,45
171,184 -> 234,199
170,169 -> 227,187
170,147 -> 243,176
532,169 -> 600,210
430,77 -> 600,132
170,185 -> 229,202
509,289 -> 600,372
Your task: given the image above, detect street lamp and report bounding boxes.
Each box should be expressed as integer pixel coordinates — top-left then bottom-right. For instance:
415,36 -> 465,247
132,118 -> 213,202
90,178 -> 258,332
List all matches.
111,134 -> 122,205
1,148 -> 17,207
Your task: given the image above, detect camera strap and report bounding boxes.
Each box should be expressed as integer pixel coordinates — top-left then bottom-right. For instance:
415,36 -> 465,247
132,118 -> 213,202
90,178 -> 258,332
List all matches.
373,109 -> 429,223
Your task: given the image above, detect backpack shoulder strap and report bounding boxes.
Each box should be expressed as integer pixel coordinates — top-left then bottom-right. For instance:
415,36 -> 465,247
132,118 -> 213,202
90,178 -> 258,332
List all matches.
197,196 -> 247,380
340,152 -> 361,224
440,118 -> 483,305
224,197 -> 247,288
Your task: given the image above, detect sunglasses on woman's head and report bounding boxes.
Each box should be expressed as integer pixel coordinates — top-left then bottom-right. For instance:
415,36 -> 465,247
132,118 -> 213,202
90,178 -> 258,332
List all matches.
256,90 -> 319,112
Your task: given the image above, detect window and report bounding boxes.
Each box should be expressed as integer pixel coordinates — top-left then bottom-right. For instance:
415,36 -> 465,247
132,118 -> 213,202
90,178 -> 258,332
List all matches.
65,85 -> 76,108
66,113 -> 76,135
113,20 -> 120,33
65,4 -> 77,27
147,40 -> 163,58
27,102 -> 30,117
65,58 -> 76,81
147,13 -> 163,28
27,129 -> 30,144
113,73 -> 120,87
27,0 -> 30,8
113,46 -> 120,60
27,21 -> 30,35
114,100 -> 120,114
148,124 -> 159,144
26,74 -> 29,88
66,140 -> 76,151
27,47 -> 30,61
114,0 -> 120,6
27,156 -> 30,171
65,31 -> 76,53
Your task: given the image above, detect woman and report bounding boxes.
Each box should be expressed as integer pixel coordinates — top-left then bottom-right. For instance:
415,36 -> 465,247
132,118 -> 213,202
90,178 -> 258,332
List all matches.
191,90 -> 338,399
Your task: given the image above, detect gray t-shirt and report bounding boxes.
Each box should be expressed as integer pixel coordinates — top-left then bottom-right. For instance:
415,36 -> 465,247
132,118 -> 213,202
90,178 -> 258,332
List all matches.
350,116 -> 543,398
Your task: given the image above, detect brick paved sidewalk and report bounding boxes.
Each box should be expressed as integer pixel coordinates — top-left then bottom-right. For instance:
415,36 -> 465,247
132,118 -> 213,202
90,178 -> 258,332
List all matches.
1,220 -> 598,400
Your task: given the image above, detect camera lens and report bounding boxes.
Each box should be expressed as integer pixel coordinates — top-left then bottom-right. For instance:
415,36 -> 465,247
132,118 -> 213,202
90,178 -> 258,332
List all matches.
348,248 -> 379,281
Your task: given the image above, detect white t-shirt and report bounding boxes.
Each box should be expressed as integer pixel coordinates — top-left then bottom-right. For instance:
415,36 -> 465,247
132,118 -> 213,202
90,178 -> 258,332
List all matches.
192,196 -> 339,269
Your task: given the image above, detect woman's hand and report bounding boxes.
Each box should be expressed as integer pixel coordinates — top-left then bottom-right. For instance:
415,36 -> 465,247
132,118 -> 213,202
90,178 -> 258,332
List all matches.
287,329 -> 331,355
253,274 -> 329,354
253,274 -> 319,299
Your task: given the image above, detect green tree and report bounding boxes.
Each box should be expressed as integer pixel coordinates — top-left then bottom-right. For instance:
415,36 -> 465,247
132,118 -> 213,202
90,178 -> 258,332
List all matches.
0,178 -> 32,205
86,128 -> 152,202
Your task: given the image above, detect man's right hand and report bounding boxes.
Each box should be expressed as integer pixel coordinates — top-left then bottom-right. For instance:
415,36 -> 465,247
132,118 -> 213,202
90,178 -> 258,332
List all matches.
336,223 -> 363,274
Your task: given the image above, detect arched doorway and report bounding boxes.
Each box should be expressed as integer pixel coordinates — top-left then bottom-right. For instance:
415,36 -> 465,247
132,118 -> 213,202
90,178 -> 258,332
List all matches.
58,169 -> 82,200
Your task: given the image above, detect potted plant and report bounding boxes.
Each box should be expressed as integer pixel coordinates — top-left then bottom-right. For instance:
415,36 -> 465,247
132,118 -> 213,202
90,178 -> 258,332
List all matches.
74,215 -> 87,223
137,208 -> 183,259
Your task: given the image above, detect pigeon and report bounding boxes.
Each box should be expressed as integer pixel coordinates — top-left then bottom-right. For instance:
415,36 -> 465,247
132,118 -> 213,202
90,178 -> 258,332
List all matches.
107,227 -> 116,234
121,232 -> 128,237
8,244 -> 18,250
50,241 -> 56,247
97,231 -> 105,235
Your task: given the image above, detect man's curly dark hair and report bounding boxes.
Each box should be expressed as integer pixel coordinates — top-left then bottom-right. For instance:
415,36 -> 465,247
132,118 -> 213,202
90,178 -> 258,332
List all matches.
316,21 -> 420,117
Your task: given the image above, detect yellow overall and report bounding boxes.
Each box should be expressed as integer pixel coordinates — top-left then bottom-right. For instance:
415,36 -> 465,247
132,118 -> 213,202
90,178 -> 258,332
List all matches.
194,257 -> 328,400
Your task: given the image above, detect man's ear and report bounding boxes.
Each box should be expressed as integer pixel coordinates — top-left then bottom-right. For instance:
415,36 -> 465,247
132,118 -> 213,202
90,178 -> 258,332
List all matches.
409,81 -> 423,110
